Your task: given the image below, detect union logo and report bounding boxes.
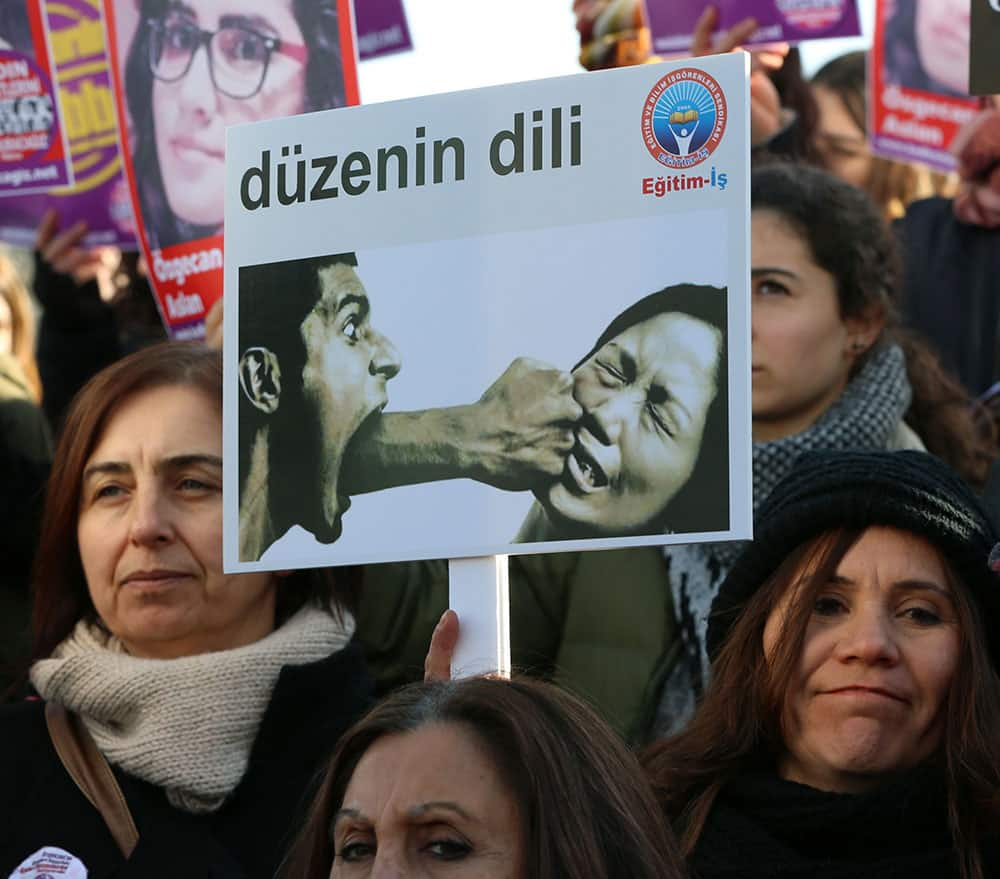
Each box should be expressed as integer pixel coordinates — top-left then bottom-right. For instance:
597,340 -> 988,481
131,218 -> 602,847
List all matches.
641,67 -> 727,170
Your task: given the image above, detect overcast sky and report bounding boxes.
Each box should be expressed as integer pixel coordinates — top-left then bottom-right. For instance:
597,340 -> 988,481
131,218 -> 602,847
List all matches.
357,0 -> 876,105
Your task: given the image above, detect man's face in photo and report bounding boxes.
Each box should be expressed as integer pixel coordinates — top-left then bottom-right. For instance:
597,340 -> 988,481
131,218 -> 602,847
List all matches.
298,262 -> 401,537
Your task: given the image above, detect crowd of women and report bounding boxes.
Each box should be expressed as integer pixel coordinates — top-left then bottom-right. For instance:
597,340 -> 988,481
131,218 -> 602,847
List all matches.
1,1 -> 1000,876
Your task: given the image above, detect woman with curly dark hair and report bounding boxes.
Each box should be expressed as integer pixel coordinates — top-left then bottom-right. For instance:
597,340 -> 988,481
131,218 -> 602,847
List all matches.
655,162 -> 995,736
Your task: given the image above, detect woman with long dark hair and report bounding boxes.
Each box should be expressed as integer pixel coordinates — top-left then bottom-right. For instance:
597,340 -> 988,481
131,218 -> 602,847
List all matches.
645,449 -> 1000,879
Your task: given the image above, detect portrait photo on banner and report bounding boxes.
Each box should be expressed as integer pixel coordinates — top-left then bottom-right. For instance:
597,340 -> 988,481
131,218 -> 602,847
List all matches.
235,212 -> 733,568
103,0 -> 358,338
107,0 -> 353,249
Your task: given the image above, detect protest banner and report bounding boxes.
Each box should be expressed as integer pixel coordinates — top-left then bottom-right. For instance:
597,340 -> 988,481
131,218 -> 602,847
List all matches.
645,0 -> 861,53
0,0 -> 135,249
971,0 -> 1000,96
356,0 -> 412,61
0,0 -> 74,198
102,0 -> 360,340
869,0 -> 981,171
222,53 -> 753,577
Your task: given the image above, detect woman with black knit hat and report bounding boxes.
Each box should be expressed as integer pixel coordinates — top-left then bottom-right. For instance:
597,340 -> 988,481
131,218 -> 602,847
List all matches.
644,448 -> 1000,879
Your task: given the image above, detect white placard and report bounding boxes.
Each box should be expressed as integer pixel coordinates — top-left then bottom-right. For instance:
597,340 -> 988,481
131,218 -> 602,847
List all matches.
224,55 -> 752,572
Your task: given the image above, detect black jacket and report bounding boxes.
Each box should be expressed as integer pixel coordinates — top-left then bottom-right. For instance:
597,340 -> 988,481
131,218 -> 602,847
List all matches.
0,358 -> 51,689
690,766 -> 1000,879
897,197 -> 1000,396
0,641 -> 372,878
33,252 -> 165,432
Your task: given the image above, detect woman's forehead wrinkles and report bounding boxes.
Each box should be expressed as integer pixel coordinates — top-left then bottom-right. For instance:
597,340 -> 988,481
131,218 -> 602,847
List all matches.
640,323 -> 720,384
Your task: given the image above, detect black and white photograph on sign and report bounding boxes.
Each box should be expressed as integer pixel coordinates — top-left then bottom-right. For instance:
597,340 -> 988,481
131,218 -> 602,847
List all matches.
236,211 -> 732,567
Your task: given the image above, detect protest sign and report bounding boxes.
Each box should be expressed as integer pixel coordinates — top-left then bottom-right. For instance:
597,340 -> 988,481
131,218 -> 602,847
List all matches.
356,0 -> 412,61
971,0 -> 1000,96
0,0 -> 135,249
223,54 -> 753,573
645,0 -> 861,53
0,0 -> 74,197
102,0 -> 360,340
870,0 -> 981,171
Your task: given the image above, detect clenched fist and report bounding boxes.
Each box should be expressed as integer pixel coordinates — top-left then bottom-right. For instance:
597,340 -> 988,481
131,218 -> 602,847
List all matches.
463,357 -> 583,491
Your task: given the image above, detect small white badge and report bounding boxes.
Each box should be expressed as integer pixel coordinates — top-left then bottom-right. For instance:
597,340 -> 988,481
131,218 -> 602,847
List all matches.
8,847 -> 87,879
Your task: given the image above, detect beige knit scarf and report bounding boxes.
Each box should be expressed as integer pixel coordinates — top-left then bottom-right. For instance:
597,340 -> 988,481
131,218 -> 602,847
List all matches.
30,606 -> 353,814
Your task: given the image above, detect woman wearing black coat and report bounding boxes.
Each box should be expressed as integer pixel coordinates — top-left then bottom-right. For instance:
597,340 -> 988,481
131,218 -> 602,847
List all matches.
644,450 -> 1000,879
0,344 -> 371,879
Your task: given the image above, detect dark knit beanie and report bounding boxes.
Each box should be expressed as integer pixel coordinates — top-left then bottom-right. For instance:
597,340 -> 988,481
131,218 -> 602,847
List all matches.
707,449 -> 1000,666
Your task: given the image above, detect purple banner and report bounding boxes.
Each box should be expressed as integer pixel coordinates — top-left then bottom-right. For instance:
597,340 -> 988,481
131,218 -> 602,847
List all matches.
0,0 -> 73,198
646,0 -> 862,53
0,0 -> 136,249
355,0 -> 412,60
0,48 -> 71,195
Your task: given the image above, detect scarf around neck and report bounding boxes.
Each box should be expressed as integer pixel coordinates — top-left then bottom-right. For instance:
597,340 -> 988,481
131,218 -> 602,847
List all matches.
31,605 -> 354,813
655,344 -> 912,736
691,765 -> 969,879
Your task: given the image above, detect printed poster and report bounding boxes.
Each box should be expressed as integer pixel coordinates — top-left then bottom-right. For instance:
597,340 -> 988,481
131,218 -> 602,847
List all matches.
870,0 -> 981,171
645,0 -> 861,53
0,0 -> 73,196
223,55 -> 753,572
0,0 -> 136,249
102,0 -> 360,340
355,0 -> 412,61
970,0 -> 1000,96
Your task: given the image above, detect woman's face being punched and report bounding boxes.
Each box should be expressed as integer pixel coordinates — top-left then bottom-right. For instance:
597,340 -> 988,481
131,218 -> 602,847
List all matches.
542,311 -> 721,535
151,0 -> 307,229
77,384 -> 277,658
330,722 -> 524,878
764,527 -> 960,793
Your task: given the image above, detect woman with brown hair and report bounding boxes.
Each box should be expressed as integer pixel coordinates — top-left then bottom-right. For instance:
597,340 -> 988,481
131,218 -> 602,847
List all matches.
645,449 -> 1000,879
282,675 -> 683,878
0,342 -> 370,879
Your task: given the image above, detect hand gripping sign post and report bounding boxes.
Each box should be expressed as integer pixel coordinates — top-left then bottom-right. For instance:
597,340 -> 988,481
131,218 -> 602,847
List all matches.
223,55 -> 752,675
